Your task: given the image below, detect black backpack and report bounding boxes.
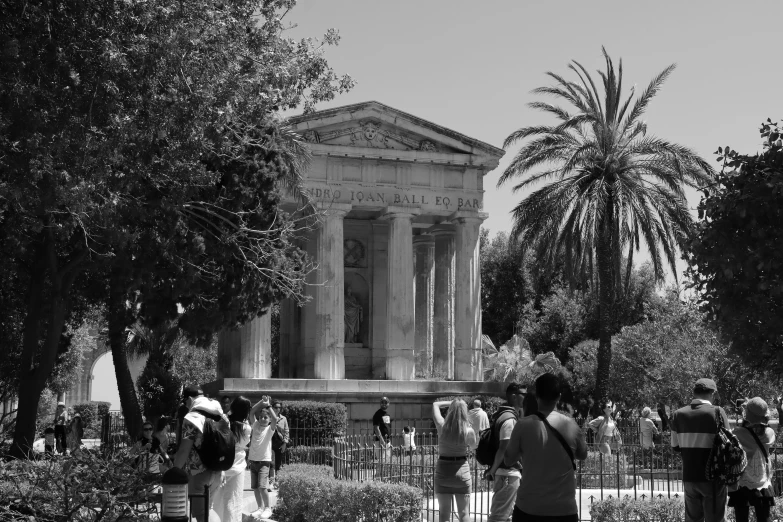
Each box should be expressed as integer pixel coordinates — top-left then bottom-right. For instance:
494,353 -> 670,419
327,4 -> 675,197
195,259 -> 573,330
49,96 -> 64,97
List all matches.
475,407 -> 517,466
192,409 -> 236,472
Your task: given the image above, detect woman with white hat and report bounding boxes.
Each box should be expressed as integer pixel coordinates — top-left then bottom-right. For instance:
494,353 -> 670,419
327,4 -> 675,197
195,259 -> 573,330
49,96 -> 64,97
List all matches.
729,397 -> 776,522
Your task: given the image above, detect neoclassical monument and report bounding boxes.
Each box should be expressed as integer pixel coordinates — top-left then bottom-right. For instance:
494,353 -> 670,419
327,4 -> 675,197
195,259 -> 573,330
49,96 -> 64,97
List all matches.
214,102 -> 504,389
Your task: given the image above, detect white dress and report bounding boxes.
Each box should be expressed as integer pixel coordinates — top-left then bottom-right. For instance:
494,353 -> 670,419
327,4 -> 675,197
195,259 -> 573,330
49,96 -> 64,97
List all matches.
214,421 -> 252,522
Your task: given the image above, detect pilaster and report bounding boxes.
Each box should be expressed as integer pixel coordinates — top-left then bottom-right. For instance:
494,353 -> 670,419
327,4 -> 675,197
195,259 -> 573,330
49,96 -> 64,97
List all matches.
381,206 -> 420,380
431,226 -> 455,379
413,235 -> 435,377
313,203 -> 352,379
452,212 -> 486,381
217,312 -> 272,379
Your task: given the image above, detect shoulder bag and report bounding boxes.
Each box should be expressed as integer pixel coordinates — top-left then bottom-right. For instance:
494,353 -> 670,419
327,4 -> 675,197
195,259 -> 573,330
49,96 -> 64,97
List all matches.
535,412 -> 576,470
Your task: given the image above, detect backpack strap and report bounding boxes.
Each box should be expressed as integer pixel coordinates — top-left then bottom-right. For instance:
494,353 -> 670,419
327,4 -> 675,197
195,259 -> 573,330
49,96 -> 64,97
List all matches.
745,426 -> 769,461
535,412 -> 576,471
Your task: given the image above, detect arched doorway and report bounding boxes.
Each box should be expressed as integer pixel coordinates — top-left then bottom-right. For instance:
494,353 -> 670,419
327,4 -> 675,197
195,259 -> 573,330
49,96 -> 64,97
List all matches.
90,351 -> 121,410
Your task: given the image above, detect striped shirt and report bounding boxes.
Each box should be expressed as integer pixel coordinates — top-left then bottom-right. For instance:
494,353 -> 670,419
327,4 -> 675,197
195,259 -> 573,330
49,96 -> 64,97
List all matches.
670,399 -> 730,482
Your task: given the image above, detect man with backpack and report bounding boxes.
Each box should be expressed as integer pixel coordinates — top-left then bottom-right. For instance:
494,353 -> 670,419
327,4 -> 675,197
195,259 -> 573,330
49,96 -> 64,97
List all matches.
173,385 -> 234,522
671,378 -> 733,522
482,383 -> 526,522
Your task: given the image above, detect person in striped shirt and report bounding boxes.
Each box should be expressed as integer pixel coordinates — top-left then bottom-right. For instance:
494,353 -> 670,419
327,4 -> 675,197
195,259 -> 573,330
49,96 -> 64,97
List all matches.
671,378 -> 731,522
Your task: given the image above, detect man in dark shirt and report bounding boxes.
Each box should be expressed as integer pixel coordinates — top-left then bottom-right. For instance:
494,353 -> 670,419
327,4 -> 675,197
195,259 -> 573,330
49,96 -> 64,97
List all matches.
373,397 -> 392,460
671,378 -> 731,522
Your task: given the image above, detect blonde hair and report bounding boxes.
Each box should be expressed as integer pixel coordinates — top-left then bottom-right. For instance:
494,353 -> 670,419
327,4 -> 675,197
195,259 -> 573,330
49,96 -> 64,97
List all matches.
641,407 -> 651,418
441,399 -> 471,444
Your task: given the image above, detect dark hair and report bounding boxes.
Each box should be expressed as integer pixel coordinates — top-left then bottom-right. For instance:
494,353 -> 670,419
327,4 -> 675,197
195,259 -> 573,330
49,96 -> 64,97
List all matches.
222,395 -> 232,403
535,373 -> 561,402
522,390 -> 539,417
599,398 -> 613,411
506,382 -> 526,400
403,426 -> 411,433
142,421 -> 153,429
155,416 -> 170,432
272,401 -> 282,409
229,396 -> 252,438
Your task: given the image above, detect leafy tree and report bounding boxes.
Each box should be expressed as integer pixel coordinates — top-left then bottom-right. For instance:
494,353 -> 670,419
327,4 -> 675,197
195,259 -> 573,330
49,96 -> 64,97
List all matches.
520,263 -> 664,364
498,48 -> 713,399
686,120 -> 783,370
566,294 -> 779,408
173,336 -> 218,389
480,230 -> 532,345
1,0 -> 352,456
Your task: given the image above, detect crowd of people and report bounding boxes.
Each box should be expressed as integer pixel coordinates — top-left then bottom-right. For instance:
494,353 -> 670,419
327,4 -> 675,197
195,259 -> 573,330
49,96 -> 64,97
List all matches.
129,386 -> 290,522
372,375 -> 775,522
42,401 -> 83,456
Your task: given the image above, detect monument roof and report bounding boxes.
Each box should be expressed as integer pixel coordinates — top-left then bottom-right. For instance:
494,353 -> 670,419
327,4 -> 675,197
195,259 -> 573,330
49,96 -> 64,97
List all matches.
288,101 -> 505,169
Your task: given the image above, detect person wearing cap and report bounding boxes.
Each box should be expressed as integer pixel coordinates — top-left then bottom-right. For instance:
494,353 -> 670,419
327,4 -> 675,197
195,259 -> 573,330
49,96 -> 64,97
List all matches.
53,402 -> 68,455
729,397 -> 775,522
373,397 -> 392,460
671,377 -> 731,522
172,385 -> 226,522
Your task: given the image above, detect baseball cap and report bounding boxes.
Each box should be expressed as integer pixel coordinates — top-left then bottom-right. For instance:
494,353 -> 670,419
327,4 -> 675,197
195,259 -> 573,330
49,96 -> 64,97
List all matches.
57,402 -> 66,407
182,385 -> 204,399
745,397 -> 769,425
694,378 -> 717,393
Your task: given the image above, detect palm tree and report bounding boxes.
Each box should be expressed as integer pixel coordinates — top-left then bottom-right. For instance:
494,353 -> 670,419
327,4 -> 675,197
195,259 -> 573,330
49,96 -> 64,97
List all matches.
498,48 -> 713,401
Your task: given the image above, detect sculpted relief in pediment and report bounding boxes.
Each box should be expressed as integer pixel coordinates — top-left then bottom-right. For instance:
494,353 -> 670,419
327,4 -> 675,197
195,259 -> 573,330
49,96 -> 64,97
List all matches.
301,119 -> 442,153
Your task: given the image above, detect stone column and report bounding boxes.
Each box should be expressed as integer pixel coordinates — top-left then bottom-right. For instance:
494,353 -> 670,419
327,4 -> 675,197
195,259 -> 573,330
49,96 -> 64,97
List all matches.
413,235 -> 435,377
217,312 -> 272,379
453,212 -> 486,381
382,206 -> 420,380
313,203 -> 351,379
431,226 -> 455,379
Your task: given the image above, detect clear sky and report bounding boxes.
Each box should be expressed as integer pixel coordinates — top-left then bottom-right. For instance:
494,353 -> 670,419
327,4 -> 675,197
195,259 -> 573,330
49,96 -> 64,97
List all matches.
286,0 -> 780,279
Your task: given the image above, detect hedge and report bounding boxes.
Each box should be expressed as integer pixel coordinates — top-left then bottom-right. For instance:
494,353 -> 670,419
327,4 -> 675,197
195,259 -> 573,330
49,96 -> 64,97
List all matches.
281,401 -> 347,446
286,445 -> 333,466
435,395 -> 506,418
591,496 -> 783,522
71,402 -> 111,438
276,464 -> 421,522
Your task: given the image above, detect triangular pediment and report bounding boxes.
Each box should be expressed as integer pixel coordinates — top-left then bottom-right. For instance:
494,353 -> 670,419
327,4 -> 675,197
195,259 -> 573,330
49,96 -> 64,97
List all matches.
288,101 -> 504,166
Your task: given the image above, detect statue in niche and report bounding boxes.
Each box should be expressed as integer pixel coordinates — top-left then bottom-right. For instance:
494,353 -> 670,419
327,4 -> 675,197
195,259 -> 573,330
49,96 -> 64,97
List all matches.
344,285 -> 363,344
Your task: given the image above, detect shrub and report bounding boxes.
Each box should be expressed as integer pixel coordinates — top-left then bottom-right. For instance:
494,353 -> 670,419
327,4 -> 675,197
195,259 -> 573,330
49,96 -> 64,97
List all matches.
0,447 -> 158,521
591,496 -> 783,522
137,354 -> 182,423
590,497 -> 683,522
277,463 -> 421,522
282,401 -> 347,446
286,445 -> 333,466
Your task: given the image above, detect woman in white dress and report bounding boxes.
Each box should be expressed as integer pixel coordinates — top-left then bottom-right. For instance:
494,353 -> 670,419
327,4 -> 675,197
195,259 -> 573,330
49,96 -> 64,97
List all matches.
588,399 -> 622,456
215,396 -> 253,522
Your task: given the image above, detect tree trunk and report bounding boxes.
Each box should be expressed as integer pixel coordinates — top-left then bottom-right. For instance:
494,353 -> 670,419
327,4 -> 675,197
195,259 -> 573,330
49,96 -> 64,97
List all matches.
10,241 -> 75,458
108,275 -> 143,440
594,213 -> 616,403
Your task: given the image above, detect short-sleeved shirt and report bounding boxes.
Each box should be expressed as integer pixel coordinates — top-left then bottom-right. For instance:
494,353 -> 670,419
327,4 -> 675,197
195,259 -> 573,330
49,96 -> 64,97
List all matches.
469,408 -> 490,435
514,411 -> 583,517
373,408 -> 391,441
496,417 -> 521,478
248,420 -> 275,462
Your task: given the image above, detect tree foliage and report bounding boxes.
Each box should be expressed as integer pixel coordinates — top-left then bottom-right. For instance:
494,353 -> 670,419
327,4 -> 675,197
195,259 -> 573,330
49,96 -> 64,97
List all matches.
0,0 -> 352,456
686,120 -> 783,370
480,230 -> 532,345
498,48 -> 713,399
566,294 -> 779,407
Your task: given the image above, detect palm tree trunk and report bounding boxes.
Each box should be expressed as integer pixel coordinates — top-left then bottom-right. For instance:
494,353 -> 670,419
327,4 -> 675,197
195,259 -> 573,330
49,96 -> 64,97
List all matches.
108,274 -> 143,440
594,215 -> 615,402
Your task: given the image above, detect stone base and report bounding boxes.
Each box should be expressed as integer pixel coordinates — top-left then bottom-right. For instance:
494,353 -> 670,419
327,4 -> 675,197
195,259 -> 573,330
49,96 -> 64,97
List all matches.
203,378 -> 506,422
